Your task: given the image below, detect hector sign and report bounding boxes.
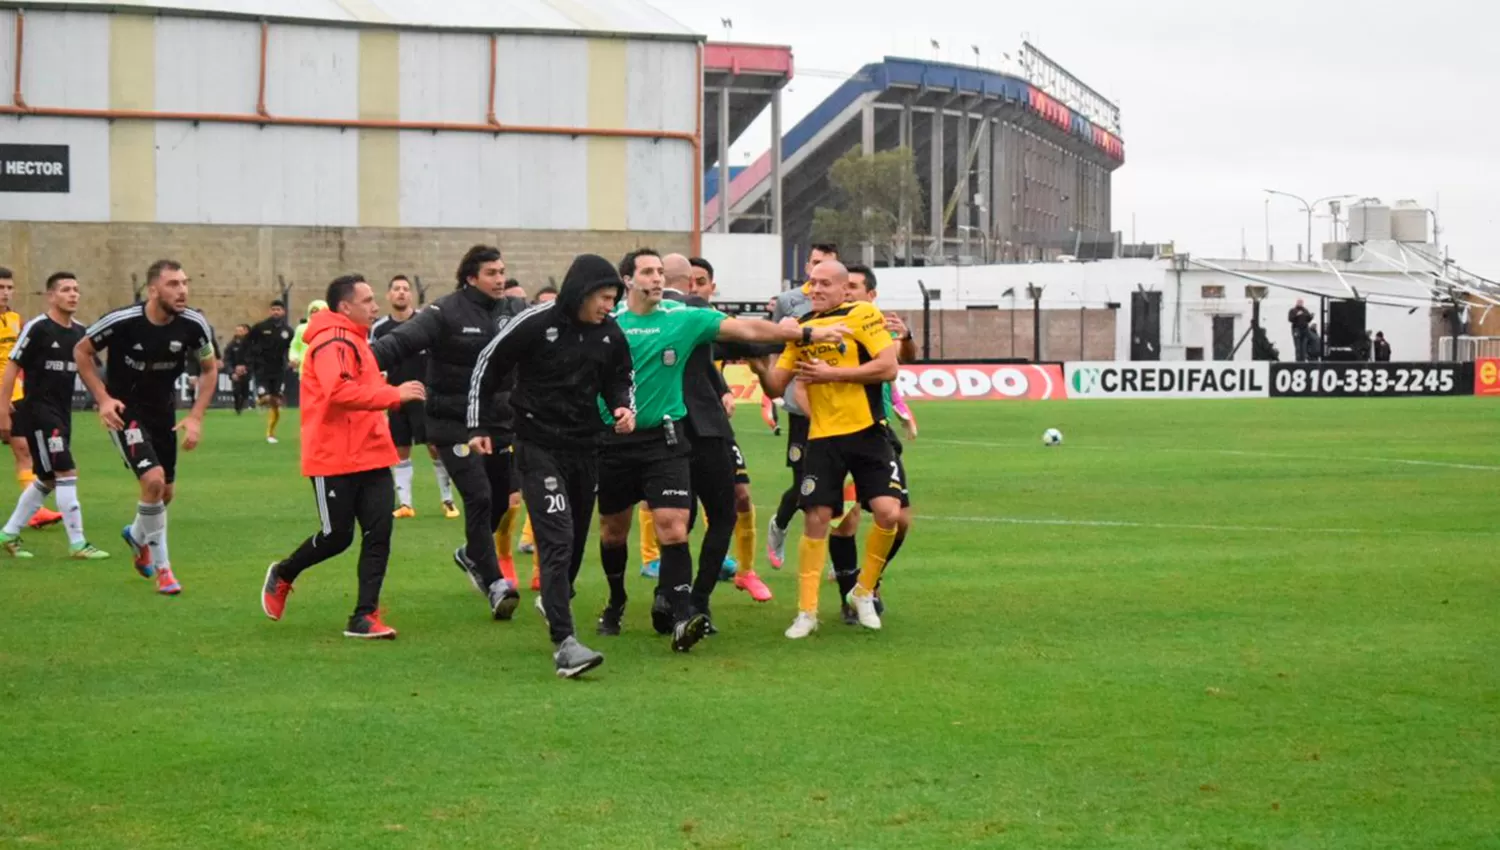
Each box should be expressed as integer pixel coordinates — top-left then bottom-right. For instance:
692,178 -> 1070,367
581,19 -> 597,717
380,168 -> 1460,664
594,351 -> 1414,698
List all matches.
894,364 -> 1066,400
0,144 -> 70,193
1065,362 -> 1270,399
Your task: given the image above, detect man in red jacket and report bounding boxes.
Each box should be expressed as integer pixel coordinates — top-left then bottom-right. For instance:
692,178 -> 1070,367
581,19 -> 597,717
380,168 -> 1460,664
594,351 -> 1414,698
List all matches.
260,274 -> 426,639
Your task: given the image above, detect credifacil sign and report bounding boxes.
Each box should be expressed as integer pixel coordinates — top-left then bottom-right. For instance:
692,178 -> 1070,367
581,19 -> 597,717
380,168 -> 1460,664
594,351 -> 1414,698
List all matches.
1065,362 -> 1270,399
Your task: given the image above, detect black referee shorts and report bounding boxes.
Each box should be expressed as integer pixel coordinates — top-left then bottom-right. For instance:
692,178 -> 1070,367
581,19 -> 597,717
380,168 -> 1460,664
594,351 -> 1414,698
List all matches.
597,433 -> 693,515
388,400 -> 427,448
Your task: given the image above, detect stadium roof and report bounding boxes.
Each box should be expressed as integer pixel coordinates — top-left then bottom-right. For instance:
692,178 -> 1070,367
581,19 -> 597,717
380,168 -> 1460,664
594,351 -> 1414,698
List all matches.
0,0 -> 698,38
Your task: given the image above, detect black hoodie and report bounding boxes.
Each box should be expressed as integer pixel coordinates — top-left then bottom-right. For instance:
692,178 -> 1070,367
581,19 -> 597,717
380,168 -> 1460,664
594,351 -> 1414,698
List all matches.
467,254 -> 635,450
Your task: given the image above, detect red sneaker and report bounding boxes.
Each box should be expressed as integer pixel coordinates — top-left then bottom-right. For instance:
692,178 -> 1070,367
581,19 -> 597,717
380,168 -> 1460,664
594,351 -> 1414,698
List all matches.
28,507 -> 63,530
734,569 -> 774,602
344,610 -> 397,640
261,563 -> 293,620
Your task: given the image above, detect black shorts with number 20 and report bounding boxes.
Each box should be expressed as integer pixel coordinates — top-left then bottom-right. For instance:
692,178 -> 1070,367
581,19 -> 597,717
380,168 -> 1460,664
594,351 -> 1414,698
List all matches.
799,425 -> 909,511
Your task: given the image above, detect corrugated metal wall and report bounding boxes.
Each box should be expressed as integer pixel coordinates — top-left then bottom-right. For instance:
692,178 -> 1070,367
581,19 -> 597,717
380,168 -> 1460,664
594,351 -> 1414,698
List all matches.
0,10 -> 696,233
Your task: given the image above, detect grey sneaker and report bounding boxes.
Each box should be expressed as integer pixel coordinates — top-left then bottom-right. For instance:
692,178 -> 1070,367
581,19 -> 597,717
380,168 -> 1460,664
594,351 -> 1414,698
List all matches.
766,518 -> 788,568
488,578 -> 520,621
553,636 -> 604,679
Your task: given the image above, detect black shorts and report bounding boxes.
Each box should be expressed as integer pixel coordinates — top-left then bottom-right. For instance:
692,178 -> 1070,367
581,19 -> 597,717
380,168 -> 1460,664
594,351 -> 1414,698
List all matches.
730,439 -> 751,486
785,413 -> 810,469
388,400 -> 427,448
108,411 -> 179,484
254,370 -> 285,398
597,434 -> 693,515
16,408 -> 75,479
799,426 -> 908,511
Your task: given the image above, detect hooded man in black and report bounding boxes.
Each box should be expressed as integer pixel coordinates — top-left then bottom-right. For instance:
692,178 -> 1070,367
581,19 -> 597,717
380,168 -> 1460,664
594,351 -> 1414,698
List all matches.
468,253 -> 636,679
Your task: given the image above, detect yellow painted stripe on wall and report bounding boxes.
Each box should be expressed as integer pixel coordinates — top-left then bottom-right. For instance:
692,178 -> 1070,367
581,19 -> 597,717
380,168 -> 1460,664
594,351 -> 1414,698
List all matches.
585,38 -> 629,231
109,14 -> 156,222
357,30 -> 401,227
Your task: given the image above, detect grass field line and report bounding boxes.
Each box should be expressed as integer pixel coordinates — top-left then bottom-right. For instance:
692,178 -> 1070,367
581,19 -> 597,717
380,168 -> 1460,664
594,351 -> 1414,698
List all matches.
916,513 -> 1500,537
924,438 -> 1500,472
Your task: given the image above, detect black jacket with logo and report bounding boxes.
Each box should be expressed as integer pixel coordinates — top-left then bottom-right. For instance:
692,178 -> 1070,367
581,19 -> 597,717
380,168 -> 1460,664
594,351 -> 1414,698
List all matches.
371,285 -> 529,446
468,254 -> 634,451
246,317 -> 293,374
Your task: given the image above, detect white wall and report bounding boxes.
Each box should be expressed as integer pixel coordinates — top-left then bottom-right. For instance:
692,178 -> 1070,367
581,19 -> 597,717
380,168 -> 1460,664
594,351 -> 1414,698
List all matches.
1,12 -> 696,233
700,233 -> 783,302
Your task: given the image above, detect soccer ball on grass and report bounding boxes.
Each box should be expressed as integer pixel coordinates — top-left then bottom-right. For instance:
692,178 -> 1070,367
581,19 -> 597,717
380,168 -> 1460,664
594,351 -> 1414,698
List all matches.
1042,428 -> 1063,447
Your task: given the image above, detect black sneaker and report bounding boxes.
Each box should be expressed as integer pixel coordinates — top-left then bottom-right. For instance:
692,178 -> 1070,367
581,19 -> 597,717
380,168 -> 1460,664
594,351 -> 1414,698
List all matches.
597,604 -> 624,636
841,603 -> 859,626
453,547 -> 486,595
650,593 -> 673,635
671,613 -> 709,653
873,592 -> 885,616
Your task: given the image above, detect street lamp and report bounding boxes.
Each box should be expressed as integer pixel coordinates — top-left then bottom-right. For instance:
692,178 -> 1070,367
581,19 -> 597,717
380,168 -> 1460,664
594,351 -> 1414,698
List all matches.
957,225 -> 990,264
1263,189 -> 1356,263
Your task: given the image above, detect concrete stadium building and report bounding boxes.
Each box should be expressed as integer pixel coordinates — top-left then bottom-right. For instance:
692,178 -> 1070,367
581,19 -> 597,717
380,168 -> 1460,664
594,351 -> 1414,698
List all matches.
0,0 -> 701,323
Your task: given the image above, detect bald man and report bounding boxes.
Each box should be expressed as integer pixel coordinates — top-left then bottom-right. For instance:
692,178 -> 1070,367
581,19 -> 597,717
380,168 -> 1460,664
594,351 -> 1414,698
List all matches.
595,248 -> 845,649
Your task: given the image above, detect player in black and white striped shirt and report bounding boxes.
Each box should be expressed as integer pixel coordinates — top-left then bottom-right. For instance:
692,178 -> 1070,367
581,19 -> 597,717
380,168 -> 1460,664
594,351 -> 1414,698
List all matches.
74,260 -> 219,596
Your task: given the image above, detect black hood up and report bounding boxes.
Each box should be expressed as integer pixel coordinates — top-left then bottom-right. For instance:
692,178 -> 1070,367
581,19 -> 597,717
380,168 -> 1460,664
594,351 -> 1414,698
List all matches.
558,254 -> 625,321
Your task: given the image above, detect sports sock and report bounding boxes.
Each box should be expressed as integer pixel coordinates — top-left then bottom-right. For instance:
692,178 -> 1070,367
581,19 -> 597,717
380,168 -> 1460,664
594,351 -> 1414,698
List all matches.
774,485 -> 799,530
600,542 -> 629,609
54,476 -> 85,546
432,457 -> 454,503
856,523 -> 899,594
830,534 -> 859,599
797,535 -> 829,614
130,501 -> 167,564
3,481 -> 49,535
733,507 -> 756,572
17,468 -> 35,489
392,459 -> 414,507
521,513 -> 534,546
267,406 -> 280,438
638,505 -> 660,564
877,532 -> 905,591
494,506 -> 518,584
659,541 -> 694,620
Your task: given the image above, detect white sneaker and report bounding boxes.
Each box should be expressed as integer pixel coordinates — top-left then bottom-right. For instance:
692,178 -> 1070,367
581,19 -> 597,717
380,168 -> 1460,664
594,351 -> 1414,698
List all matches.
266,436 -> 279,444
784,611 -> 819,639
846,588 -> 882,630
766,519 -> 787,569
534,594 -> 547,620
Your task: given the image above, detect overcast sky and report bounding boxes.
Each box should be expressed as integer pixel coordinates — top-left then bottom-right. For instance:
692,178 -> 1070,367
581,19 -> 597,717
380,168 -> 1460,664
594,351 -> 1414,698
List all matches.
647,0 -> 1496,278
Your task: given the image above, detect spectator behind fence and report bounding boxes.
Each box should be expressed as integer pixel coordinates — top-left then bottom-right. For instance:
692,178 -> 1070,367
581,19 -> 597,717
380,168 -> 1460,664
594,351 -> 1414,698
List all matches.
1288,299 -> 1314,361
1374,331 -> 1392,362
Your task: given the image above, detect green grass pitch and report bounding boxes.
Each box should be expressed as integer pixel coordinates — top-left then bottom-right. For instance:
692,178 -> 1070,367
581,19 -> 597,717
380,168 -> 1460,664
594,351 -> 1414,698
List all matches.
1,398 -> 1497,848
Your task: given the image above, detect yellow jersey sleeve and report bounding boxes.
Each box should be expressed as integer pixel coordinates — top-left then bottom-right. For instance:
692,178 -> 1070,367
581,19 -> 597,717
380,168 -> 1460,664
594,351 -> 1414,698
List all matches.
775,341 -> 800,372
0,312 -> 22,401
848,303 -> 893,358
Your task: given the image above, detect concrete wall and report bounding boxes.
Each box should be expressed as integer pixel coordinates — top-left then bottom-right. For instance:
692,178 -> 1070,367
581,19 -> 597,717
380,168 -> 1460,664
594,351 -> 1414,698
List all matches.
0,9 -> 696,232
0,221 -> 688,336
917,308 -> 1117,362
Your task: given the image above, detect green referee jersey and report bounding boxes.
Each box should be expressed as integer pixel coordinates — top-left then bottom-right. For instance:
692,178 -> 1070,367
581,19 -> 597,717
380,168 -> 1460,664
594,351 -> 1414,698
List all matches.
600,302 -> 725,427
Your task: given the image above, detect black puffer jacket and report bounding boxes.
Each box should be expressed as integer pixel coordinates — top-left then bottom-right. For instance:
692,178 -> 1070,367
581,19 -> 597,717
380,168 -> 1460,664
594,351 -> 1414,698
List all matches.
468,254 -> 635,451
371,285 -> 529,446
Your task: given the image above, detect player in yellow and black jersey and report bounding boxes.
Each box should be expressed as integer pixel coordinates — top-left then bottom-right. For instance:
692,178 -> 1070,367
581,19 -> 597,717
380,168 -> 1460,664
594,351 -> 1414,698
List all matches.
0,268 -> 63,531
761,259 -> 907,639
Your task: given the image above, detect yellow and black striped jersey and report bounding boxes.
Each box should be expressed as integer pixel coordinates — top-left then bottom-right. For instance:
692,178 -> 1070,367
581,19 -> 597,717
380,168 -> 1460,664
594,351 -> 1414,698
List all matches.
776,300 -> 893,440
